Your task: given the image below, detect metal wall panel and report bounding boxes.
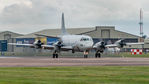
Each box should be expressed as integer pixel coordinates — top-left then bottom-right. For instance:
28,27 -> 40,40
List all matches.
14,38 -> 35,53
35,37 -> 47,45
16,38 -> 35,47
47,38 -> 58,45
101,29 -> 110,38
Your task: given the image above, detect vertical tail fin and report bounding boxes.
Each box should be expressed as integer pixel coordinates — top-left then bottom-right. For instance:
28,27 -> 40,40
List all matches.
61,13 -> 69,35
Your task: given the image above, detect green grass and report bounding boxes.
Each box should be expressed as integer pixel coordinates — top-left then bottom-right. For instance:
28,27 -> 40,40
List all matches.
0,66 -> 149,84
103,52 -> 149,58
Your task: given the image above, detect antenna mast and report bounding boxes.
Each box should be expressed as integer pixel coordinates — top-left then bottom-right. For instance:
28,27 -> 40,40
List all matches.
139,8 -> 143,37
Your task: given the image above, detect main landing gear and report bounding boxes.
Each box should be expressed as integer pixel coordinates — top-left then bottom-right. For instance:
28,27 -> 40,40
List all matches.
95,52 -> 101,58
53,51 -> 58,58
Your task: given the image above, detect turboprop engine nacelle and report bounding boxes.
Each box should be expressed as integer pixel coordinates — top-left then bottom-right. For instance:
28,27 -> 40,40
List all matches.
53,41 -> 64,52
115,39 -> 126,48
33,40 -> 44,49
93,41 -> 105,53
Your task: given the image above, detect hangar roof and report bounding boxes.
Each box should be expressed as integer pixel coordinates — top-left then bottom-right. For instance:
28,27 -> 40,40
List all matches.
16,27 -> 95,38
0,31 -> 23,40
15,26 -> 140,39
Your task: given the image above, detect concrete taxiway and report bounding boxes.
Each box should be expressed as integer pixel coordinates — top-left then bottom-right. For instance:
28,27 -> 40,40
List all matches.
0,56 -> 149,67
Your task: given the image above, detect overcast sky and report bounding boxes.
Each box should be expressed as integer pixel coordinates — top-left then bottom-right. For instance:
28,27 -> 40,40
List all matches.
0,0 -> 149,36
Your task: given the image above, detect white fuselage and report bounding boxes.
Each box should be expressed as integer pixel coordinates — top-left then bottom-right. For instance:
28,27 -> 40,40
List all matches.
60,35 -> 94,51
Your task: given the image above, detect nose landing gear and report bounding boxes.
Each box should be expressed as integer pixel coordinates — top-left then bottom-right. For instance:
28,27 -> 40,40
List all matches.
84,51 -> 89,58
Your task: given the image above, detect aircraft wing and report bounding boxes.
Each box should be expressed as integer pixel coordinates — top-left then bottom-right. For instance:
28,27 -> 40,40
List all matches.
105,44 -> 118,48
42,45 -> 73,50
61,46 -> 73,50
105,42 -> 144,48
42,45 -> 55,49
8,43 -> 34,47
126,42 -> 144,45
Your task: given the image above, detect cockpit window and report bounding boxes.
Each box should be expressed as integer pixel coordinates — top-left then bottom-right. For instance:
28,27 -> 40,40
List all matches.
80,37 -> 90,41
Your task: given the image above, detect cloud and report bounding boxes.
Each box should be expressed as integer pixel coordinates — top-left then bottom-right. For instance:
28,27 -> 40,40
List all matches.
0,0 -> 59,25
0,0 -> 148,35
0,0 -> 32,12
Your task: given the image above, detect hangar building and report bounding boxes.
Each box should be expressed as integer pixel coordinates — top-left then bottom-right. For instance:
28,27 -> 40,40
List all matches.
13,26 -> 142,53
0,31 -> 23,52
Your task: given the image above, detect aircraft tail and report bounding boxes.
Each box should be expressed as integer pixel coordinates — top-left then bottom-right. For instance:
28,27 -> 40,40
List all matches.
61,13 -> 69,35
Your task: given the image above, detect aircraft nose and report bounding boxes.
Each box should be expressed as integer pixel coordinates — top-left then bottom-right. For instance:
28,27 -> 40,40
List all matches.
84,42 -> 93,48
